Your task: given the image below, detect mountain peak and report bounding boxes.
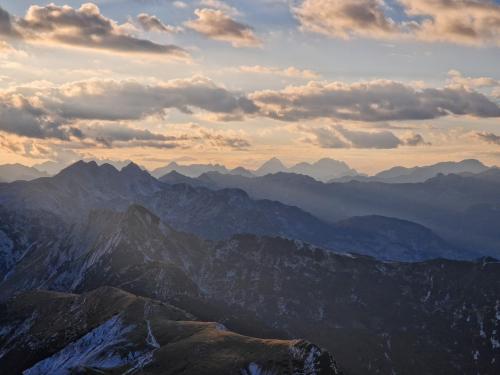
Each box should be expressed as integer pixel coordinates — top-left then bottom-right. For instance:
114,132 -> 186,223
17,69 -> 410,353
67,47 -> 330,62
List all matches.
56,160 -> 100,177
121,162 -> 143,174
256,157 -> 287,176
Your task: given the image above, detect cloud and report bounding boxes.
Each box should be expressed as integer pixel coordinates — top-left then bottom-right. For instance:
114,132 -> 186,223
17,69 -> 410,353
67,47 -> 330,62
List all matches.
0,3 -> 187,57
0,92 -> 76,140
297,124 -> 428,149
401,0 -> 500,46
298,125 -> 350,148
403,133 -> 430,146
447,70 -> 500,89
238,65 -> 320,79
0,6 -> 21,38
251,79 -> 500,122
78,123 -> 175,147
173,2 -> 188,9
0,77 -> 257,145
199,0 -> 241,16
136,13 -> 179,33
185,8 -> 261,47
294,0 -> 400,40
293,0 -> 500,46
196,128 -> 251,149
44,77 -> 258,121
476,132 -> 500,145
336,125 -> 403,149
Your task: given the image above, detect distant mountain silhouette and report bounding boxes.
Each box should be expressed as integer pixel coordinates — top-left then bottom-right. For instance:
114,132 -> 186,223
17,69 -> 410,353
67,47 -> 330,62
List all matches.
152,157 -> 358,181
0,164 -> 48,183
331,159 -> 489,183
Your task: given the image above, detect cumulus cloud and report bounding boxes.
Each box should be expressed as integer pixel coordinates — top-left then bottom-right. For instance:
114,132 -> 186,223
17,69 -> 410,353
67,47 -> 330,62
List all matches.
0,77 -> 256,148
293,0 -> 500,46
401,0 -> 500,46
476,132 -> 500,145
136,13 -> 179,33
251,79 -> 500,122
447,70 -> 500,89
185,8 -> 261,47
238,65 -> 320,79
0,3 -> 187,57
43,77 -> 258,121
294,0 -> 400,40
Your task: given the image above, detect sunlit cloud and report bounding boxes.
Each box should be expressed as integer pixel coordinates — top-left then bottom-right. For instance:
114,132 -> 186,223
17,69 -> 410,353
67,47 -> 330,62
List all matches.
0,3 -> 187,57
238,65 -> 320,79
185,8 -> 262,47
293,0 -> 500,46
251,79 -> 500,122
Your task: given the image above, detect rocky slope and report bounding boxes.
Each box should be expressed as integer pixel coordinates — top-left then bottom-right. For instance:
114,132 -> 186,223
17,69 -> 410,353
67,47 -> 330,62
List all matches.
0,287 -> 339,375
1,205 -> 498,374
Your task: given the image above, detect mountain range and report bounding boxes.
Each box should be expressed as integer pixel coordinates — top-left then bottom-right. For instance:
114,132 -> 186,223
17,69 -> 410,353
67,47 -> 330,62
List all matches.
186,168 -> 500,258
1,158 -> 492,185
0,161 -> 472,262
0,164 -> 48,183
332,159 -> 489,183
0,202 -> 498,374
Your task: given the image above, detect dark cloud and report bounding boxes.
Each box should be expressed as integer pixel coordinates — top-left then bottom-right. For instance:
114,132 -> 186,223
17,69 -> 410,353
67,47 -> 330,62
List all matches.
251,80 -> 500,122
336,126 -> 402,149
0,4 -> 187,57
404,133 -> 430,146
476,132 -> 500,146
0,7 -> 21,38
299,125 -> 428,149
185,8 -> 261,47
136,13 -> 177,33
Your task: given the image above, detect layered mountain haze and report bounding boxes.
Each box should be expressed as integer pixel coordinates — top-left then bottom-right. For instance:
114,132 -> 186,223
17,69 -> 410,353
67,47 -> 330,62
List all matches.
0,164 -> 48,183
0,160 -> 473,262
193,168 -> 500,257
151,157 -> 358,182
332,159 -> 490,183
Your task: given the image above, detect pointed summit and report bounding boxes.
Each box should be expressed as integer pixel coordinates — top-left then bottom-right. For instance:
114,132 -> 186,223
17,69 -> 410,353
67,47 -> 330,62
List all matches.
121,162 -> 143,175
255,157 -> 287,176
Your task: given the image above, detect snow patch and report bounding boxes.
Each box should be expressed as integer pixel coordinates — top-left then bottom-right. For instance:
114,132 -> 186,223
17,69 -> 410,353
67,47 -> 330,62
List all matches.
24,315 -> 136,374
145,320 -> 160,349
240,362 -> 275,375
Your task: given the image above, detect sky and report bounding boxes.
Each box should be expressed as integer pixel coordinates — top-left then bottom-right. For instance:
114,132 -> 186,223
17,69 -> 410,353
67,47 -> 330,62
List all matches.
0,0 -> 500,174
